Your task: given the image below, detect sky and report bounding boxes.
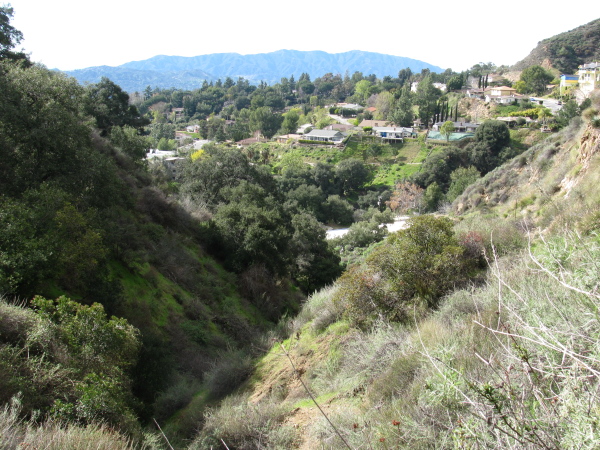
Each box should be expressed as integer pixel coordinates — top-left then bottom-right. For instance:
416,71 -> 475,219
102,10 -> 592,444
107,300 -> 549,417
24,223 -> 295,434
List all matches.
7,0 -> 600,73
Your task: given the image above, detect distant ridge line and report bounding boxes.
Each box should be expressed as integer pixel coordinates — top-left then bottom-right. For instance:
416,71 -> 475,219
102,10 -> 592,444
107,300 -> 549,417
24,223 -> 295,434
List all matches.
63,49 -> 444,92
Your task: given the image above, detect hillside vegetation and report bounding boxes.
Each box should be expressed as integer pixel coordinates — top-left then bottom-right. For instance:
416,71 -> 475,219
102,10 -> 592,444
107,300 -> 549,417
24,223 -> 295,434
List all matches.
513,18 -> 600,73
184,98 -> 600,449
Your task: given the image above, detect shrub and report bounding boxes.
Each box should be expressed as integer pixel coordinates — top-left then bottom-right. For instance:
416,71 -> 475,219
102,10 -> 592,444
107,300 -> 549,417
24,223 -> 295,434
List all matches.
336,216 -> 477,326
191,394 -> 297,449
203,350 -> 254,400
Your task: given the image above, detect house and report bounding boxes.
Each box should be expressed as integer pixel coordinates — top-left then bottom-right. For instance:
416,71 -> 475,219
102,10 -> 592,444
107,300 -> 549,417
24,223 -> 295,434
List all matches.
466,88 -> 485,99
303,129 -> 345,143
485,86 -> 517,97
275,134 -> 302,143
326,124 -> 354,132
432,121 -> 479,133
163,157 -> 185,179
334,103 -> 363,111
433,82 -> 447,92
359,119 -> 392,128
172,107 -> 185,119
186,125 -> 200,133
236,136 -> 268,146
372,127 -> 416,141
495,117 -> 519,127
236,131 -> 268,146
485,94 -> 524,104
560,74 -> 578,89
484,86 -> 524,104
577,62 -> 600,95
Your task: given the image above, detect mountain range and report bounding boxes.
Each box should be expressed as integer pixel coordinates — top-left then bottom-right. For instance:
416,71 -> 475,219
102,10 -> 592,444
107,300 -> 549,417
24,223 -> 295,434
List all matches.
63,49 -> 443,92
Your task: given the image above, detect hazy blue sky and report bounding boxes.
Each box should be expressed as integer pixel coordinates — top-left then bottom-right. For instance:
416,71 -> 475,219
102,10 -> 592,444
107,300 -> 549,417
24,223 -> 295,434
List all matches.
8,0 -> 600,72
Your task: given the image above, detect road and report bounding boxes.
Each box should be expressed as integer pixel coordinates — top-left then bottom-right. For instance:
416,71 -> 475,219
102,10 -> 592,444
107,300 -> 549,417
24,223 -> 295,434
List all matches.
328,114 -> 353,125
529,97 -> 563,115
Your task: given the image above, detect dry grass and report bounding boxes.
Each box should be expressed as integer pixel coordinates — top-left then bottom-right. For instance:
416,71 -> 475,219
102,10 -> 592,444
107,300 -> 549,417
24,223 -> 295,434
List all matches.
0,397 -> 153,450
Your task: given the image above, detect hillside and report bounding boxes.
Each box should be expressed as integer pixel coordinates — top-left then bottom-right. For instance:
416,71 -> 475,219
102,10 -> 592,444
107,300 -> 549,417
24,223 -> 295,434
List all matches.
513,18 -> 600,73
63,50 -> 443,91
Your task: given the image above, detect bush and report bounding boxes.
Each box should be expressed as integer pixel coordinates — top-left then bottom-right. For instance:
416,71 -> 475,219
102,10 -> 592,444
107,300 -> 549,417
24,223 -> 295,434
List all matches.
203,350 -> 254,399
191,394 -> 297,449
335,216 -> 478,326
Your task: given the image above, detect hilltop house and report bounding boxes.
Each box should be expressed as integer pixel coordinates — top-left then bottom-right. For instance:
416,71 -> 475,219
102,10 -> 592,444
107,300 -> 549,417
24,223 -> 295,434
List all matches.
303,129 -> 345,143
578,62 -> 600,96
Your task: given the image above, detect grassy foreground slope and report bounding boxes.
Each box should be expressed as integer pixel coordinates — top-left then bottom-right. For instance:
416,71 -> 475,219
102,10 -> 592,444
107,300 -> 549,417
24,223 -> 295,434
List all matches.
188,102 -> 600,448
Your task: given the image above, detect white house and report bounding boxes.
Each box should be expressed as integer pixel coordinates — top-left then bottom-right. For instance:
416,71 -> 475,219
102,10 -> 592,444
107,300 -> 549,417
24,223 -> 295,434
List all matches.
578,62 -> 600,95
432,121 -> 479,133
303,129 -> 345,143
372,127 -> 416,140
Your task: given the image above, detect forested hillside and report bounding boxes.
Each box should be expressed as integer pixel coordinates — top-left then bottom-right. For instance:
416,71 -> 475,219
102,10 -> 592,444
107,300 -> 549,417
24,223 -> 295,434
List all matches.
513,17 -> 600,73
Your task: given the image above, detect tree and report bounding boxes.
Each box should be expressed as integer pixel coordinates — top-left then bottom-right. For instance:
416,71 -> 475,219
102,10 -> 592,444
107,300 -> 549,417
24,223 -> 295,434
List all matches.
446,75 -> 463,91
109,125 -> 149,161
335,158 -> 370,195
0,64 -> 92,196
376,216 -> 465,308
446,166 -> 481,202
389,85 -> 414,127
289,213 -> 341,293
323,195 -> 354,225
555,100 -> 580,128
210,183 -> 290,275
83,77 -> 148,136
519,66 -> 553,95
422,182 -> 444,211
354,79 -> 372,104
440,120 -> 455,142
387,181 -> 424,213
179,146 -> 276,207
281,109 -> 300,134
374,91 -> 395,120
416,76 -> 442,128
468,119 -> 511,174
0,5 -> 29,64
250,106 -> 283,138
337,216 -> 469,326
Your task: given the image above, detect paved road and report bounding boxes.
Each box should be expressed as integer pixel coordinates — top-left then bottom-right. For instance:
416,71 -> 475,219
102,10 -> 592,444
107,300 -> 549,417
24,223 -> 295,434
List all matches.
328,114 -> 353,125
529,97 -> 563,115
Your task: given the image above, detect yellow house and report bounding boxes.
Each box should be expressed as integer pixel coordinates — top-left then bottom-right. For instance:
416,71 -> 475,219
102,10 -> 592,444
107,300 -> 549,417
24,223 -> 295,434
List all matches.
578,62 -> 600,95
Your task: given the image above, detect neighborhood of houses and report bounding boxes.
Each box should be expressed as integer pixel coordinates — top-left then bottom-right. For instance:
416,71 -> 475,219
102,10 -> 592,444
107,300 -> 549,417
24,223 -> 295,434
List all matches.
148,61 -> 599,169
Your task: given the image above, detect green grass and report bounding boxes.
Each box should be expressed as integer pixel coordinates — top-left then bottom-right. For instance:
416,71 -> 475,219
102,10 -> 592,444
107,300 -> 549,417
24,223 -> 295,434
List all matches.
369,162 -> 420,186
111,261 -> 185,329
293,392 -> 338,409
